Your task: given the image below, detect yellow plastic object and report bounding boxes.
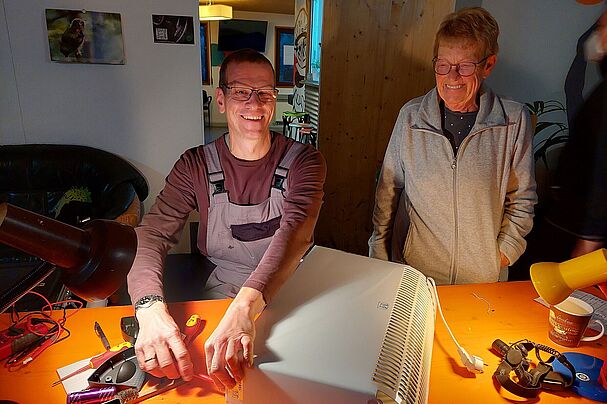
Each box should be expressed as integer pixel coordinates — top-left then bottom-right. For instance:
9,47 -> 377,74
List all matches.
530,248 -> 607,305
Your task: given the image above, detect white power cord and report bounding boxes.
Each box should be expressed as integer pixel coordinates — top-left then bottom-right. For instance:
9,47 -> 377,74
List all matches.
427,277 -> 485,374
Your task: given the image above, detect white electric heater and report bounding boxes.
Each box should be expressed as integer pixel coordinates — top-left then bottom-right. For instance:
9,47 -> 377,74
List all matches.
226,246 -> 435,404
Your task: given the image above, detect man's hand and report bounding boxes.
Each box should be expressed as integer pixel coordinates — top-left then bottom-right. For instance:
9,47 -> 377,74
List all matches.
499,251 -> 510,268
134,302 -> 194,381
204,287 -> 265,391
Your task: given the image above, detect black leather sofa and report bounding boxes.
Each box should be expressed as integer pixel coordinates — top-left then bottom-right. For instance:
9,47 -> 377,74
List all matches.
0,144 -> 149,309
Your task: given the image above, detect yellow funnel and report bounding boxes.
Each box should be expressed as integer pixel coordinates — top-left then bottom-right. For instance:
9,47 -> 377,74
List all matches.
530,248 -> 607,305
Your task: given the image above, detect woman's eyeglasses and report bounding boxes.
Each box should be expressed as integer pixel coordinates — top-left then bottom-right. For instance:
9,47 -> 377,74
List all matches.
432,56 -> 490,77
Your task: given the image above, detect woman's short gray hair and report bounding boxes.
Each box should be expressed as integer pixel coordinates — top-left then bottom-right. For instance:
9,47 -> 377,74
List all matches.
433,7 -> 499,58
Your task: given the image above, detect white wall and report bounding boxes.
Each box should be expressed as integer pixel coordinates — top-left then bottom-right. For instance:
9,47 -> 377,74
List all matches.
0,0 -> 203,252
202,11 -> 294,130
482,0 -> 603,105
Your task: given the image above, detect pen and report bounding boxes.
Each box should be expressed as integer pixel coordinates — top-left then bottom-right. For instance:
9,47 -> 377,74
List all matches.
94,322 -> 111,351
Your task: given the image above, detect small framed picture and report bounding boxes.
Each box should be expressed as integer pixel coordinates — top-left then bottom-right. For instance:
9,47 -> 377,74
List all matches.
45,9 -> 125,64
152,15 -> 195,44
275,27 -> 295,87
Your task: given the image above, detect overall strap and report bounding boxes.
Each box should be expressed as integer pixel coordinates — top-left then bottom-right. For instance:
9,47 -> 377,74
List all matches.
203,141 -> 226,197
273,141 -> 305,192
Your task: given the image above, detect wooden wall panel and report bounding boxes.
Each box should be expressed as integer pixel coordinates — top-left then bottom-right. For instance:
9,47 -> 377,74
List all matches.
316,0 -> 455,254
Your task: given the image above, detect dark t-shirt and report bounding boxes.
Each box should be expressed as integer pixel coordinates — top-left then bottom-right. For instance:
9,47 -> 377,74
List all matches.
128,133 -> 326,303
442,107 -> 478,153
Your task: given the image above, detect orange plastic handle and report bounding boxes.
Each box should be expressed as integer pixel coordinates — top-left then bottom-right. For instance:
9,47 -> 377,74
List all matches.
90,342 -> 131,367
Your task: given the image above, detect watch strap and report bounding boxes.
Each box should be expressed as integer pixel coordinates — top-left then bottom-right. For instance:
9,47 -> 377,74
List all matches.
134,294 -> 165,311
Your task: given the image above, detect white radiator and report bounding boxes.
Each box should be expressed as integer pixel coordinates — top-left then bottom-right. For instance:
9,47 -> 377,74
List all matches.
226,246 -> 434,404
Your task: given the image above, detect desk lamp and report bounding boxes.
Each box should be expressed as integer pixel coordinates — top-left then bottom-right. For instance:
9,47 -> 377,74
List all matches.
530,248 -> 607,305
530,248 -> 607,402
0,202 -> 136,313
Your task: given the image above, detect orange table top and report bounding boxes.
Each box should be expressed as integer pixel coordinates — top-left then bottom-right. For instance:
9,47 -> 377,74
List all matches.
0,281 -> 604,403
429,281 -> 605,403
0,299 -> 231,404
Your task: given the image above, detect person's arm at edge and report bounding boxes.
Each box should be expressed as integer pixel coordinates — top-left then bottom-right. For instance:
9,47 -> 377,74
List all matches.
498,106 -> 538,266
368,108 -> 407,260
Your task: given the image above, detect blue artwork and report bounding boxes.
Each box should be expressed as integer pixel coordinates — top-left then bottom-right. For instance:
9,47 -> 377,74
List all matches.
276,28 -> 294,86
200,22 -> 210,84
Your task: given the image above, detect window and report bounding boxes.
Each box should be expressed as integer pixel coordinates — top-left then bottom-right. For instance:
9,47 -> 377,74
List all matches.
309,0 -> 323,83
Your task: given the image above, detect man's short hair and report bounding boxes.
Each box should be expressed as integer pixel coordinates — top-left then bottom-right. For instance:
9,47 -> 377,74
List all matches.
433,7 -> 499,58
218,49 -> 275,88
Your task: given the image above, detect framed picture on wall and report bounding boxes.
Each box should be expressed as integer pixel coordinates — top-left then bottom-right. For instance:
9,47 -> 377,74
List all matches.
45,9 -> 125,64
274,27 -> 295,87
152,15 -> 195,44
200,21 -> 211,85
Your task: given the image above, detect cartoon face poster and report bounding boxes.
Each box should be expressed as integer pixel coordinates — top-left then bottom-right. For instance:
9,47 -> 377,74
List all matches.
45,9 -> 125,64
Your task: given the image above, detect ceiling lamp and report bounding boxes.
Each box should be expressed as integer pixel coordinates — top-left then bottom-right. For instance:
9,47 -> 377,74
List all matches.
199,2 -> 233,21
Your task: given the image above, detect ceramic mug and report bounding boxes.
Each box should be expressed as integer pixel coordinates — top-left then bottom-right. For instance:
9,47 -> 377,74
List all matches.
548,296 -> 605,347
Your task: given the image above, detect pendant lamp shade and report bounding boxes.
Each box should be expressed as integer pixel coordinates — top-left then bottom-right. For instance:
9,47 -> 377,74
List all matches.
199,4 -> 233,21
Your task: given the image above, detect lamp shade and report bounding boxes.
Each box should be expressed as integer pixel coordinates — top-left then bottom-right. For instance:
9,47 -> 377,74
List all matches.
199,4 -> 232,21
0,203 -> 136,307
530,248 -> 607,305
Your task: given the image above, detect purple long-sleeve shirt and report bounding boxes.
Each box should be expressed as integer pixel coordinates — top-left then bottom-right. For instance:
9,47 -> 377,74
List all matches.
127,133 -> 326,304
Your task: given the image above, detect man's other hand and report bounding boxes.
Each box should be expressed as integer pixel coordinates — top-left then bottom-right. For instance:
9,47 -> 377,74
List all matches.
204,287 -> 265,391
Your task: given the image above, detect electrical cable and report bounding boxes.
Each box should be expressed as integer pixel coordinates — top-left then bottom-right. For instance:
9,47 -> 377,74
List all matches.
3,290 -> 83,370
427,277 -> 485,373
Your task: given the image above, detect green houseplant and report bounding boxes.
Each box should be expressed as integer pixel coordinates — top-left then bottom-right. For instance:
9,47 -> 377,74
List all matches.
525,100 -> 569,164
525,99 -> 569,207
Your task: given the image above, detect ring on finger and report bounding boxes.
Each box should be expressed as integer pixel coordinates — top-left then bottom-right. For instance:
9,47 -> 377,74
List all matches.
145,356 -> 157,363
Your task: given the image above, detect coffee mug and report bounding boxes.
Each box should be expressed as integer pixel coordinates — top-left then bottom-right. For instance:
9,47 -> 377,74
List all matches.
548,296 -> 605,347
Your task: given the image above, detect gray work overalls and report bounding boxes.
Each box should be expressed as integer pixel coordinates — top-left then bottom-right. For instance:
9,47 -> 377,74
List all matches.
201,138 -> 304,298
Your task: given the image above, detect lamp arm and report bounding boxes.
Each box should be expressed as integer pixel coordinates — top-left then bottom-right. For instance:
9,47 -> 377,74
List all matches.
0,203 -> 89,269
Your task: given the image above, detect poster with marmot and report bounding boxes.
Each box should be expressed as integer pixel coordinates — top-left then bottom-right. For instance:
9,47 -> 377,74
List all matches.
45,9 -> 125,64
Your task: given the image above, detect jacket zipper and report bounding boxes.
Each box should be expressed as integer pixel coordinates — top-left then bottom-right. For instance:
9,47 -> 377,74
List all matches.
412,125 -> 508,283
450,156 -> 458,284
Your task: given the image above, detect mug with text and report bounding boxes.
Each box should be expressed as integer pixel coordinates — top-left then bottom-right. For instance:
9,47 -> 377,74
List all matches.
548,296 -> 605,347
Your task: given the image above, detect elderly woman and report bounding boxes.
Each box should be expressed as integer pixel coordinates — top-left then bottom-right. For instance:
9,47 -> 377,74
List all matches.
369,7 -> 537,284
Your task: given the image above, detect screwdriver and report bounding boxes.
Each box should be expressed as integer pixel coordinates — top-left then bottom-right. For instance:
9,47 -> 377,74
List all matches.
51,323 -> 132,387
52,341 -> 132,386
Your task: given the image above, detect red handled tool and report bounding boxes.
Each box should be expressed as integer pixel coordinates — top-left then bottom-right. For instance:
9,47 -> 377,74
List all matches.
51,341 -> 132,386
183,314 -> 205,347
51,322 -> 131,387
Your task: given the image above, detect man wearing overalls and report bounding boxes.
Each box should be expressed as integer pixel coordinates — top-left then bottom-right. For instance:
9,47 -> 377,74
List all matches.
127,49 -> 326,392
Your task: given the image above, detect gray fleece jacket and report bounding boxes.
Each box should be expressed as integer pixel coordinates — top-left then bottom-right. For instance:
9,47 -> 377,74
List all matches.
369,86 -> 537,284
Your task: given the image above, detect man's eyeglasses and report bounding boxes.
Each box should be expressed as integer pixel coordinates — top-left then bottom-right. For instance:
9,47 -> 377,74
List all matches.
222,85 -> 278,102
432,56 -> 490,77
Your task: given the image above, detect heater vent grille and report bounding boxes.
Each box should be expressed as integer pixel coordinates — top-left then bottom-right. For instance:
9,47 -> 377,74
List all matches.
373,267 -> 434,404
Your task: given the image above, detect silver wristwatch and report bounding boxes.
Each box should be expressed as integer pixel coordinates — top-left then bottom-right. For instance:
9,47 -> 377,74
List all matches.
134,294 -> 165,312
